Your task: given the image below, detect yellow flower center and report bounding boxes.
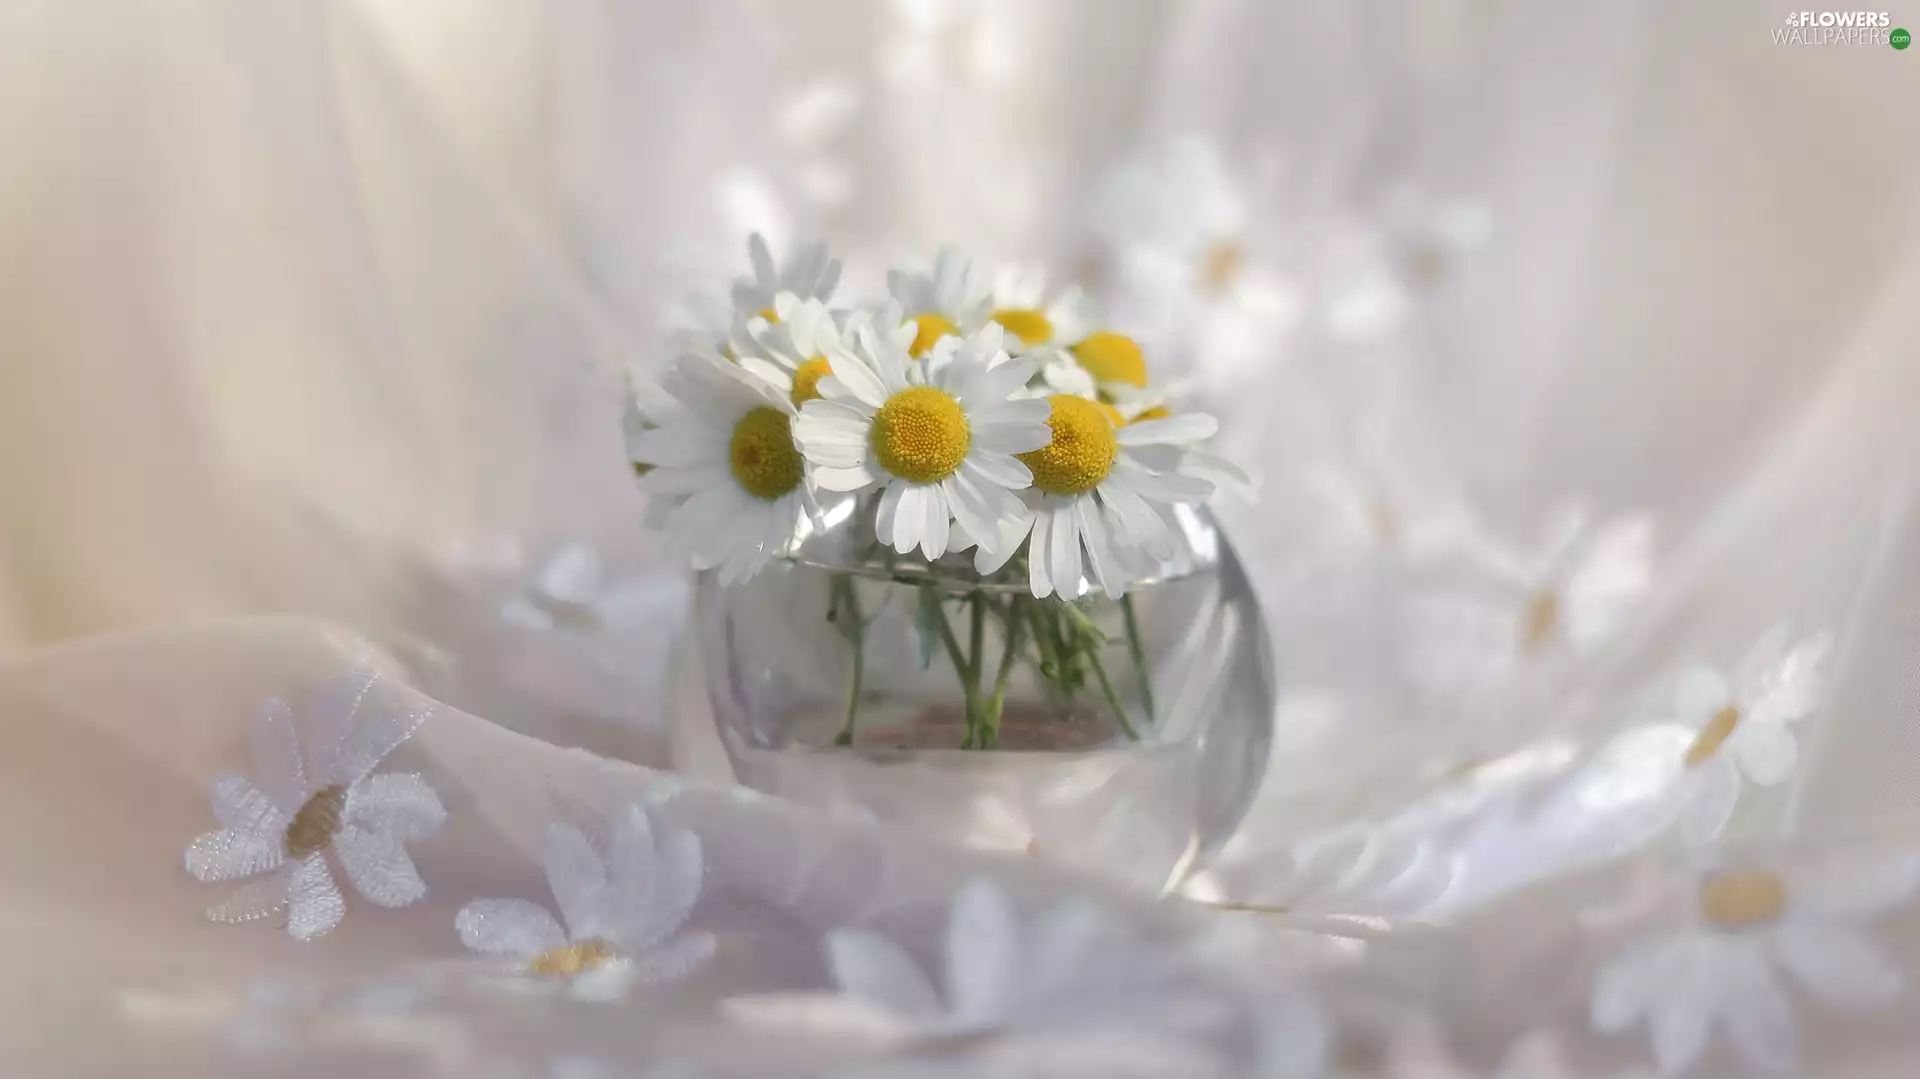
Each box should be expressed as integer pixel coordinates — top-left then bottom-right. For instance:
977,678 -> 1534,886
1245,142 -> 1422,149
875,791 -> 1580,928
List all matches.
1199,240 -> 1245,294
284,785 -> 347,859
728,407 -> 804,500
1520,588 -> 1559,652
991,307 -> 1053,347
909,313 -> 958,358
1698,869 -> 1788,929
1684,705 -> 1742,768
1133,406 -> 1171,423
1071,332 -> 1148,389
757,307 -> 779,324
872,387 -> 970,483
1019,395 -> 1119,495
791,357 -> 833,405
528,938 -> 618,977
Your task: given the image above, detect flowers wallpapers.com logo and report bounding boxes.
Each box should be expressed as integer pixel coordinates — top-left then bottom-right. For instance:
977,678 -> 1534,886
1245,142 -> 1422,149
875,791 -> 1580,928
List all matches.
1774,10 -> 1908,45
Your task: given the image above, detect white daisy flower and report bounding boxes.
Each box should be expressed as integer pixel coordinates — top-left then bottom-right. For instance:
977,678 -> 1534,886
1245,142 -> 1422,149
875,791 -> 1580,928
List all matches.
887,246 -> 994,358
185,671 -> 446,941
983,263 -> 1097,358
1663,628 -> 1834,843
792,321 -> 1051,559
629,353 -> 816,585
970,399 -> 1219,599
739,292 -> 860,408
1405,504 -> 1653,696
1591,851 -> 1919,1074
731,232 -> 841,319
456,804 -> 714,1002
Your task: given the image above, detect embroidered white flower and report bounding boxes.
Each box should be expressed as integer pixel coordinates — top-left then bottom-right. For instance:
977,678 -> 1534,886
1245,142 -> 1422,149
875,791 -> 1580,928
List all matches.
1591,852 -> 1919,1074
1406,504 -> 1653,695
185,671 -> 445,940
456,804 -> 713,1002
823,876 -> 1163,1040
887,246 -> 993,358
1663,628 -> 1834,843
732,232 -> 841,316
793,320 -> 1051,559
968,403 -> 1219,599
629,353 -> 816,584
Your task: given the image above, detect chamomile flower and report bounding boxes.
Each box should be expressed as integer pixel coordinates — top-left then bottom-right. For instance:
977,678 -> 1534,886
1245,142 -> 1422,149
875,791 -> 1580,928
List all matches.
740,293 -> 859,407
731,233 -> 841,320
629,353 -> 814,585
973,400 -> 1219,599
792,321 -> 1051,559
983,264 -> 1097,356
1591,852 -> 1919,1074
887,246 -> 993,357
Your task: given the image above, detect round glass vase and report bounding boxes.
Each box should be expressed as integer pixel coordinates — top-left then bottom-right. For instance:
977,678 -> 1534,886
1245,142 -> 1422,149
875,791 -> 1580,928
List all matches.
694,502 -> 1274,892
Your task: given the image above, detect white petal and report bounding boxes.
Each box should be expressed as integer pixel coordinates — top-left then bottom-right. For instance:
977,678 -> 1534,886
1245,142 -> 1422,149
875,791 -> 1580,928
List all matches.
1730,720 -> 1799,786
944,469 -> 1015,552
209,775 -> 291,837
971,397 -> 1053,427
206,865 -> 294,925
961,358 -> 1037,409
1679,759 -> 1742,845
457,898 -> 568,959
347,772 -> 446,841
1590,939 -> 1662,1031
1110,456 -> 1212,503
1646,943 -> 1715,1076
334,823 -> 427,908
1716,938 -> 1800,1073
1098,482 -> 1176,559
249,699 -> 309,811
1115,414 -> 1216,446
828,930 -> 944,1021
1029,509 -> 1055,598
919,484 -> 951,559
972,422 -> 1050,454
1076,498 -> 1126,599
286,855 -> 347,940
186,827 -> 285,883
1050,496 -> 1085,598
1772,923 -> 1902,1008
637,464 -> 730,497
545,824 -> 611,940
891,485 -> 927,554
945,879 -> 1018,1027
875,480 -> 904,548
814,465 -> 878,493
631,425 -> 721,468
965,450 -> 1033,489
608,808 -> 703,949
1672,666 -> 1732,720
328,696 -> 431,789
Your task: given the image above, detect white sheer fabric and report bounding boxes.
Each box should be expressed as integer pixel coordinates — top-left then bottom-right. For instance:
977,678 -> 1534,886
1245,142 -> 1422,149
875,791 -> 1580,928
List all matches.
2,0 -> 1919,1075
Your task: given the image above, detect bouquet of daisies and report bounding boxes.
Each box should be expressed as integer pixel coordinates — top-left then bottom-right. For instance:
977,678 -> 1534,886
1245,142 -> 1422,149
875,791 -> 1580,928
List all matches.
628,236 -> 1246,749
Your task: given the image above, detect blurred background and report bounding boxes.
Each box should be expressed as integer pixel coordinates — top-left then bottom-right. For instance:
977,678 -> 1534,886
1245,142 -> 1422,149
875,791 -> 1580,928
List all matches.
2,0 -> 1919,895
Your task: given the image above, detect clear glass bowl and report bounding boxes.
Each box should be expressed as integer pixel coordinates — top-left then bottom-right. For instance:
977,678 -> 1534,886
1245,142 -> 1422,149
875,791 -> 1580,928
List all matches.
694,501 -> 1274,892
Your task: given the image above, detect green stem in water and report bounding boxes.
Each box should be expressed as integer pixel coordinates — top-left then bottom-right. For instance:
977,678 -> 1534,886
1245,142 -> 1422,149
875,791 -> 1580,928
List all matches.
966,592 -> 987,748
1081,637 -> 1142,742
928,587 -> 979,748
1120,594 -> 1156,727
831,575 -> 866,746
982,596 -> 1026,748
